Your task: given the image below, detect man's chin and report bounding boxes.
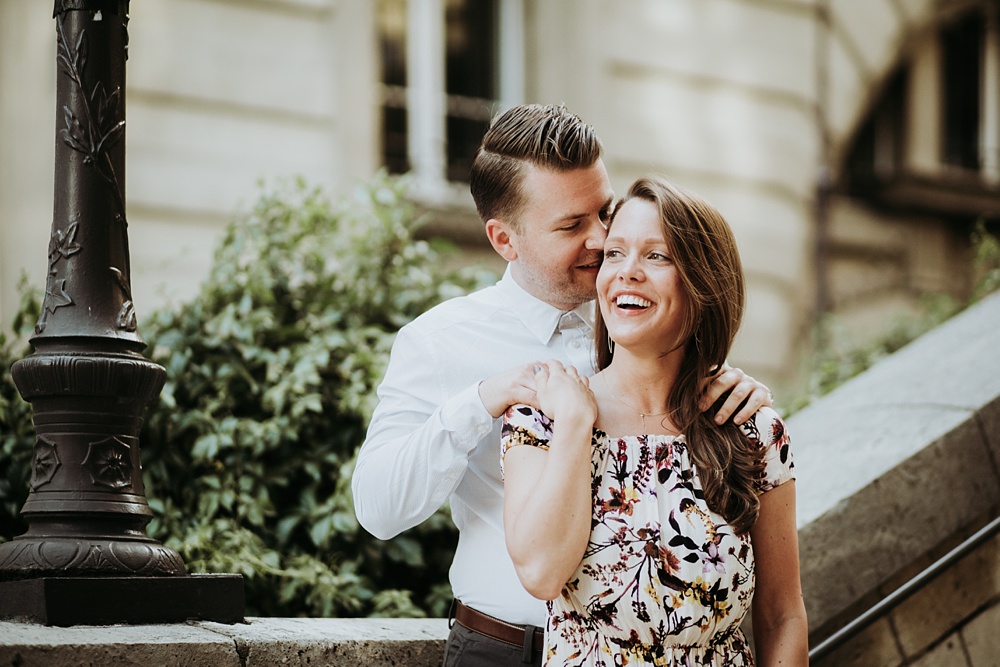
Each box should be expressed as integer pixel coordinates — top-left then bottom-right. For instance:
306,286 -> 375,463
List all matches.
567,284 -> 598,305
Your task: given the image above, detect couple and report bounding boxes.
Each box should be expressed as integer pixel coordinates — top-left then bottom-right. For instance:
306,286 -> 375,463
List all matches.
353,104 -> 808,666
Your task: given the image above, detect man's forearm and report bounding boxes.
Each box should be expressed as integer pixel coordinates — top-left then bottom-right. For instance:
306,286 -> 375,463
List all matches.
352,383 -> 492,539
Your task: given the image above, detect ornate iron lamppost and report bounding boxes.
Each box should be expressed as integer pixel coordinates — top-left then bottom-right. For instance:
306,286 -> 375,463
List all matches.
0,0 -> 242,626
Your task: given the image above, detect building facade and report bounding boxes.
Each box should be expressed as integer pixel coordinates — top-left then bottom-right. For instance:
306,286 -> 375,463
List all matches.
0,0 -> 993,391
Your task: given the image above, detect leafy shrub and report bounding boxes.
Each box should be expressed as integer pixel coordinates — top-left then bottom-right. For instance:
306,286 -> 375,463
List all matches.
0,279 -> 38,543
0,173 -> 493,617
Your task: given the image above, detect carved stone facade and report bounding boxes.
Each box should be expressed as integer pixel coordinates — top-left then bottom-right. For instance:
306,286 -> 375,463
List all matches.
0,0 -> 993,391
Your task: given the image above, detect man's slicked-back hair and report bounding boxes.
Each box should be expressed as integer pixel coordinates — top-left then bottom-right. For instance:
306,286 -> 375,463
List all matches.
470,104 -> 603,230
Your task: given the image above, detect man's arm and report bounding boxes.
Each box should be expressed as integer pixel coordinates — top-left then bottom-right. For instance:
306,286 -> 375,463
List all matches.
698,363 -> 773,425
352,326 -> 538,540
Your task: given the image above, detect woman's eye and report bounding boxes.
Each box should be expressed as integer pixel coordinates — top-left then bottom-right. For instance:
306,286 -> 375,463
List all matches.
605,249 -> 622,258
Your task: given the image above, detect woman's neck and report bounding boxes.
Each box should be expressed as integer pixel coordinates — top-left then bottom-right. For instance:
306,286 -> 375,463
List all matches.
598,348 -> 683,419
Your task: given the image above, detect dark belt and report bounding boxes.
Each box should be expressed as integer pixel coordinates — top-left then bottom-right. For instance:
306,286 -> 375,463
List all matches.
451,599 -> 544,660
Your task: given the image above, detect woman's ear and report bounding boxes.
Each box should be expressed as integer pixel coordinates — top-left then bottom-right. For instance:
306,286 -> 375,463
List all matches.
486,218 -> 519,262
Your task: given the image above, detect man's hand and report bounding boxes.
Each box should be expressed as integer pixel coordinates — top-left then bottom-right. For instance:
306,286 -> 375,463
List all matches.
698,363 -> 772,426
479,362 -> 541,418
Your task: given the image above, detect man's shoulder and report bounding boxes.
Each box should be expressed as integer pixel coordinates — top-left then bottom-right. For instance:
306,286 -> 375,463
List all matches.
403,282 -> 514,336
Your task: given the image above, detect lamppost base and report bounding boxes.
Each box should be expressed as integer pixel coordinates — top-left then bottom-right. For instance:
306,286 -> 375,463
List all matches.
0,574 -> 245,626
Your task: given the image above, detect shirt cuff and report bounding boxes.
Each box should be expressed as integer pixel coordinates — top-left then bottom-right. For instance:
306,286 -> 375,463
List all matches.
440,382 -> 496,448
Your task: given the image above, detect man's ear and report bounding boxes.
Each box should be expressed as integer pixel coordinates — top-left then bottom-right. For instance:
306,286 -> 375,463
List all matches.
485,218 -> 518,262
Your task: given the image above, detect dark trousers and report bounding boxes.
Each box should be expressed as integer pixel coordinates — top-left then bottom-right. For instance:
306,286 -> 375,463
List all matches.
442,623 -> 543,667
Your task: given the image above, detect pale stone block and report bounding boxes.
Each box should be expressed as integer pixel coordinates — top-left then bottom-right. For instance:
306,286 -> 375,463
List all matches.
909,633 -> 971,667
126,102 -> 336,216
0,618 -> 448,666
601,0 -> 816,100
0,621 -> 242,667
892,534 -> 1000,657
711,188 -> 812,288
797,414 -> 999,630
127,207 -> 230,316
812,617 -> 902,667
916,221 -> 969,296
824,29 -> 868,161
979,398 -> 1000,477
735,286 -> 802,382
828,254 -> 905,308
961,599 -> 1000,666
829,0 -> 904,75
826,196 -> 907,251
604,76 -> 819,199
128,0 -> 336,118
905,33 -> 942,174
893,0 -> 939,25
828,293 -> 925,344
0,1 -> 56,331
200,617 -> 448,666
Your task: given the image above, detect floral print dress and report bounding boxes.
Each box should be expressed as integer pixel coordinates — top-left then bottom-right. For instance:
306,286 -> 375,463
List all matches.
501,405 -> 793,667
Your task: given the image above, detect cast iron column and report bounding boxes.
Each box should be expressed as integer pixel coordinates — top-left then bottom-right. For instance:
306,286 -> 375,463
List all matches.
0,1 -> 242,625
0,0 -> 183,580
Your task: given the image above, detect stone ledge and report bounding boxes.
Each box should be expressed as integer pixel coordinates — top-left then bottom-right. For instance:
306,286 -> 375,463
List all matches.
0,617 -> 449,666
788,289 -> 1000,635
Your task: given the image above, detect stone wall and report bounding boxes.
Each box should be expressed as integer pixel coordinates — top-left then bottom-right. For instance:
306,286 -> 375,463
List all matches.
791,288 -> 1000,665
813,531 -> 1000,666
0,618 -> 449,666
1,0 -> 983,391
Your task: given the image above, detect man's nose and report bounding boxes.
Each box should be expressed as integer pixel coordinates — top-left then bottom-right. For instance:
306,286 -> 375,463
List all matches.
584,219 -> 607,249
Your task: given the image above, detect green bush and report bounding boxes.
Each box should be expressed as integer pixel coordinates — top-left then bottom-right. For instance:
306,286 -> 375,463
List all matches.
0,173 -> 493,617
0,278 -> 38,543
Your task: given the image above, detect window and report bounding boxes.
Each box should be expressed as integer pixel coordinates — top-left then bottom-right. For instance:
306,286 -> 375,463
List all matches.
941,12 -> 983,170
847,68 -> 907,185
377,0 -> 524,202
842,6 -> 1000,219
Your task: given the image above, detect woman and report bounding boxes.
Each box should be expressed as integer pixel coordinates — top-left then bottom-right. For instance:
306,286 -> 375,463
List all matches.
501,176 -> 808,666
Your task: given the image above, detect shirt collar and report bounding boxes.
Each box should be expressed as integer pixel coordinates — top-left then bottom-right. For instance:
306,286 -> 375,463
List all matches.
497,265 -> 596,344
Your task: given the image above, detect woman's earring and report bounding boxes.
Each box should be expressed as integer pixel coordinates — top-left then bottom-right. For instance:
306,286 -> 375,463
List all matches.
607,334 -> 615,355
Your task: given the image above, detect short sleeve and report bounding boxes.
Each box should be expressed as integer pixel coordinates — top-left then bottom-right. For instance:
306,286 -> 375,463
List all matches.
741,407 -> 794,494
500,404 -> 553,478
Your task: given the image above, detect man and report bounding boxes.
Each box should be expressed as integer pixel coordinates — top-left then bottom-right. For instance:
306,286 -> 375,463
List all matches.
352,104 -> 771,666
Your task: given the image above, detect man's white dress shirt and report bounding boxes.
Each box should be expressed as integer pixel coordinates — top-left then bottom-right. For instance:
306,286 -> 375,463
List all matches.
353,266 -> 595,625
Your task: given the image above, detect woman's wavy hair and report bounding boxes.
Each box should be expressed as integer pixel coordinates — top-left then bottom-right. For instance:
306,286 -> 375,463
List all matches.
594,176 -> 764,534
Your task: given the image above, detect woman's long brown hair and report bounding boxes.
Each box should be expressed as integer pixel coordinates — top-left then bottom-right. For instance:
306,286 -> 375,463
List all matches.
595,176 -> 764,535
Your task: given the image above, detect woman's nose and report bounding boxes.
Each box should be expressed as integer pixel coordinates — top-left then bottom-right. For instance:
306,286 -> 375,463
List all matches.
619,255 -> 643,281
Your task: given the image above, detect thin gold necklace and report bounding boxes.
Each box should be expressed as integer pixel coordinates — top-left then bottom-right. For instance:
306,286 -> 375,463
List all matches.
601,373 -> 671,433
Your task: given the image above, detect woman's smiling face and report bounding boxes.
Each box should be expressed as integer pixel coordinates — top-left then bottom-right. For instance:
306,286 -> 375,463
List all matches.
597,197 -> 690,357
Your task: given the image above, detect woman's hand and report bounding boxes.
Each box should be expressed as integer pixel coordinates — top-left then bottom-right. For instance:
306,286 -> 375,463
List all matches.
532,360 -> 598,427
